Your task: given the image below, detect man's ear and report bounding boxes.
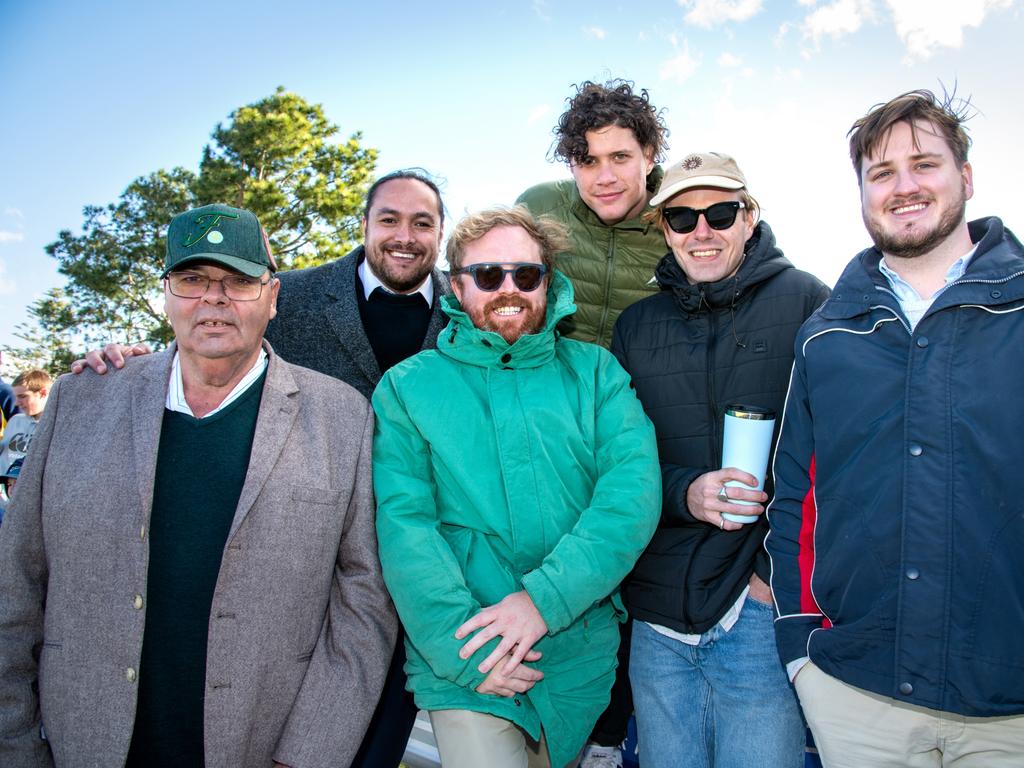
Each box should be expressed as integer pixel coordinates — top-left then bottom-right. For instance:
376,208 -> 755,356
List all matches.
450,274 -> 463,302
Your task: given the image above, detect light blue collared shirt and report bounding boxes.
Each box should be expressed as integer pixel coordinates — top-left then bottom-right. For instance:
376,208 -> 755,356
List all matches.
878,246 -> 978,331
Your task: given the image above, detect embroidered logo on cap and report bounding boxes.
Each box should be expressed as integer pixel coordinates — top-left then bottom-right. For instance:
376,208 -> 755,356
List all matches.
183,212 -> 239,248
682,155 -> 703,171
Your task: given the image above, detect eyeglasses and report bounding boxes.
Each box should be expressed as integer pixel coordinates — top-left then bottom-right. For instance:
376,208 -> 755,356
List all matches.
166,271 -> 272,301
454,263 -> 548,292
663,201 -> 746,234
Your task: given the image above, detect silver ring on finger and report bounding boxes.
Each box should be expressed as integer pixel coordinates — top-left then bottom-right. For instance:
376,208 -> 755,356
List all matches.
719,518 -> 725,530
717,485 -> 729,503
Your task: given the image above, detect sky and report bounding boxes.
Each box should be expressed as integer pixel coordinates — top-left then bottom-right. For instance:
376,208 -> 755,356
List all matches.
1,0 -> 1022,362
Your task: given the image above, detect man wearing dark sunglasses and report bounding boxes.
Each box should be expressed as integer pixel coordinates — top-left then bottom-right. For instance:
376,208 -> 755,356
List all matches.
372,206 -> 660,768
611,153 -> 829,768
0,204 -> 397,768
517,79 -> 669,351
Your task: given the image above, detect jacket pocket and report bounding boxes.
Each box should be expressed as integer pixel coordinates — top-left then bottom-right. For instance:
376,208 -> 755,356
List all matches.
289,486 -> 342,506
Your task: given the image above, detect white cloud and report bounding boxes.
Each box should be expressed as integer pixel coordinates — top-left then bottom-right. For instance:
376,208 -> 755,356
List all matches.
660,41 -> 701,83
583,25 -> 607,39
718,51 -> 743,67
886,0 -> 1014,60
532,0 -> 550,21
798,0 -> 819,6
3,208 -> 23,220
0,231 -> 25,244
801,0 -> 876,48
679,0 -> 764,27
527,105 -> 552,126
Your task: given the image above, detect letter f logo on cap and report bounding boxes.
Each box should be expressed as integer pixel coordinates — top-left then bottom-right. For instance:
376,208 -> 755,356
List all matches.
183,212 -> 240,248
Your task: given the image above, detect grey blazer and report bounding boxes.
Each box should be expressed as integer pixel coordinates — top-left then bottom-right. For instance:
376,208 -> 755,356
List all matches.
266,246 -> 451,398
0,344 -> 397,768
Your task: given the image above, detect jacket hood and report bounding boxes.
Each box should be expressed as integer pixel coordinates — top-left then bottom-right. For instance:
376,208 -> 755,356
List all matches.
437,269 -> 577,369
821,216 -> 1024,321
654,221 -> 793,315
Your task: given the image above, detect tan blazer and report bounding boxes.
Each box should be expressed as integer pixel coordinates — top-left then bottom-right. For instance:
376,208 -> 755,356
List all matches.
0,343 -> 397,768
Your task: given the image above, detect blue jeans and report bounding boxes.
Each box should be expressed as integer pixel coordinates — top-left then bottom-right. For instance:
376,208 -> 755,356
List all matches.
629,597 -> 805,768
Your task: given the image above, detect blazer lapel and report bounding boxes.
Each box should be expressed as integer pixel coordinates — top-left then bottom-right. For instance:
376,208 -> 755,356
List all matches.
228,345 -> 299,540
129,347 -> 176,523
324,247 -> 382,385
422,268 -> 453,351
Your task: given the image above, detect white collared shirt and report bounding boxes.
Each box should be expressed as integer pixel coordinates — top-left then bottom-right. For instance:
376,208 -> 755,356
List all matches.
647,586 -> 750,646
166,350 -> 268,418
358,256 -> 434,305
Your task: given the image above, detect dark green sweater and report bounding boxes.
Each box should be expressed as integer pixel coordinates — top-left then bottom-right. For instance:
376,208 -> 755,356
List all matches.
126,373 -> 264,766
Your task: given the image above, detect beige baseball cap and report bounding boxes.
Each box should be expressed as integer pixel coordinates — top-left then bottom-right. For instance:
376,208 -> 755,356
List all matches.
650,152 -> 747,207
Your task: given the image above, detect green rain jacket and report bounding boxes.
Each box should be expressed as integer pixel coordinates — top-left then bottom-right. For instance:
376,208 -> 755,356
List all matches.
372,271 -> 661,767
516,168 -> 666,348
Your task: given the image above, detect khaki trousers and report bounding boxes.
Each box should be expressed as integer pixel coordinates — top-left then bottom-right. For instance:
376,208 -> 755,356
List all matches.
429,709 -> 576,768
795,662 -> 1024,767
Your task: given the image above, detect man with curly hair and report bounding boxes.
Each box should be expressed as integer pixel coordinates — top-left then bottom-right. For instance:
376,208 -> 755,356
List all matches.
517,79 -> 669,350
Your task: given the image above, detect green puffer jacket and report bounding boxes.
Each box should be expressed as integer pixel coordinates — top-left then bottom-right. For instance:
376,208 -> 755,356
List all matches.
372,271 -> 661,768
516,168 -> 666,348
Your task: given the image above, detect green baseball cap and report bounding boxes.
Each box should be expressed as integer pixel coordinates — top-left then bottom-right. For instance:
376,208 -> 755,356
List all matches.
163,203 -> 277,278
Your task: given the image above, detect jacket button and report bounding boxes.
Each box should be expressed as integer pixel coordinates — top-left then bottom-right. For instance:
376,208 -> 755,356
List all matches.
899,682 -> 913,695
905,568 -> 920,580
500,353 -> 512,364
514,698 -> 521,707
991,290 -> 1002,299
133,594 -> 144,610
140,525 -> 146,540
915,337 -> 929,348
126,667 -> 137,683
908,444 -> 923,457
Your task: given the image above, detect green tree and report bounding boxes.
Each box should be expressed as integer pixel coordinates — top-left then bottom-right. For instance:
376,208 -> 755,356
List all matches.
3,288 -> 79,377
196,87 -> 377,270
20,88 -> 377,368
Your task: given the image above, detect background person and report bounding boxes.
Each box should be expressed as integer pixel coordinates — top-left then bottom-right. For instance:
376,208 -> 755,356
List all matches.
0,369 -> 50,473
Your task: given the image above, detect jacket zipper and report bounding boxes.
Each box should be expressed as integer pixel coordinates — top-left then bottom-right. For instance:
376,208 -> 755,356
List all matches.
705,289 -> 720,464
596,229 -> 617,346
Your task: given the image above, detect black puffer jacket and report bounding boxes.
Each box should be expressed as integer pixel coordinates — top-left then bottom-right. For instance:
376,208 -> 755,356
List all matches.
611,221 -> 829,634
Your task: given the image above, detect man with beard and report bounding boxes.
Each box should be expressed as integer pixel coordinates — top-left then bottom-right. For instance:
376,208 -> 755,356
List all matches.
767,89 -> 1024,766
371,206 -> 661,768
611,152 -> 827,768
73,169 -> 450,767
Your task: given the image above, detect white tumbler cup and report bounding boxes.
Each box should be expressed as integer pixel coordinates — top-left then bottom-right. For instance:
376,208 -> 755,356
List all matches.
721,404 -> 776,524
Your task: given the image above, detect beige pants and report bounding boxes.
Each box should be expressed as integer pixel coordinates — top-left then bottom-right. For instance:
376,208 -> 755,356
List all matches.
795,661 -> 1024,767
429,709 -> 576,768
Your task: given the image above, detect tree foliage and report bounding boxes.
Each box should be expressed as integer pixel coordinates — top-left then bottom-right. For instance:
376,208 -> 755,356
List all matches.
196,87 -> 377,270
4,288 -> 79,378
12,88 -> 377,371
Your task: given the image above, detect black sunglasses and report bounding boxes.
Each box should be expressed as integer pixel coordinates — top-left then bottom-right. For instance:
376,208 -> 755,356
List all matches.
663,201 -> 746,234
455,263 -> 548,292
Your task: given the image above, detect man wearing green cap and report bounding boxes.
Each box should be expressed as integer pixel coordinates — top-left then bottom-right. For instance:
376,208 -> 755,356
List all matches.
0,203 -> 396,768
